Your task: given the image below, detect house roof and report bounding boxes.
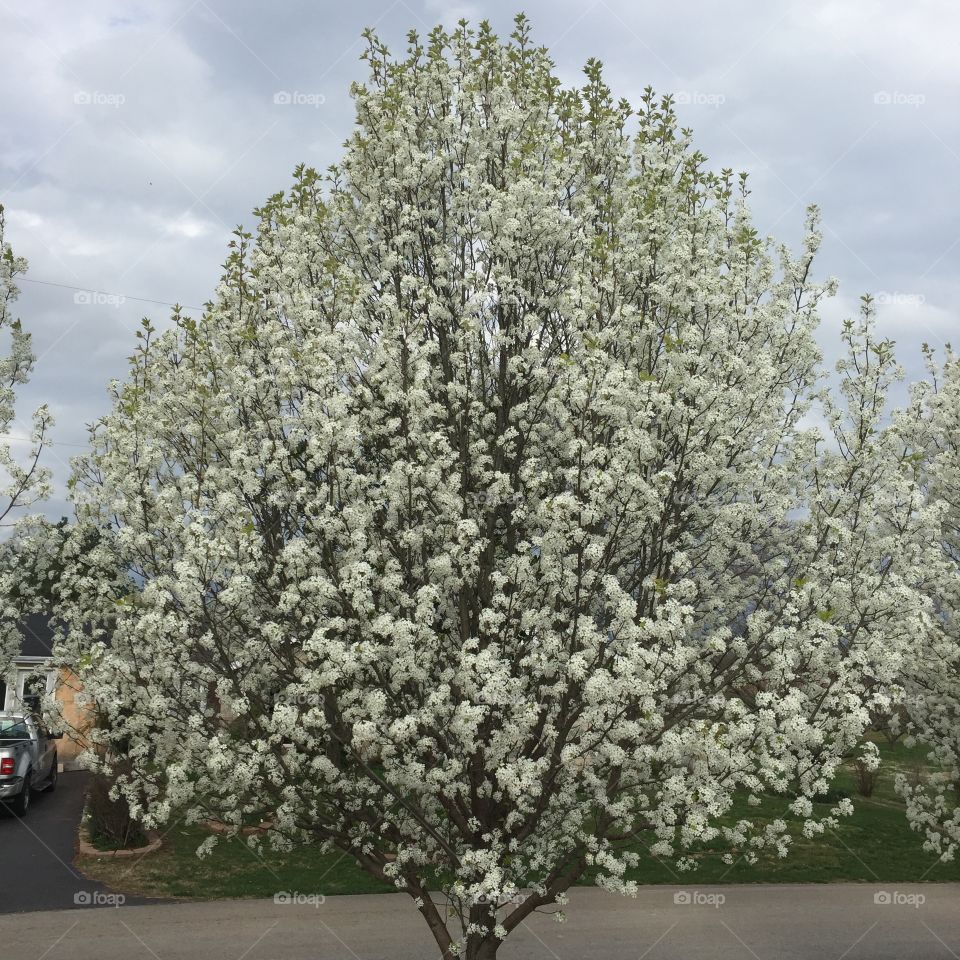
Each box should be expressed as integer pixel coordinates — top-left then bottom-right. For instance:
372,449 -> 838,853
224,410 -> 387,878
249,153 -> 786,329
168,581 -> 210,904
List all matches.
16,612 -> 56,659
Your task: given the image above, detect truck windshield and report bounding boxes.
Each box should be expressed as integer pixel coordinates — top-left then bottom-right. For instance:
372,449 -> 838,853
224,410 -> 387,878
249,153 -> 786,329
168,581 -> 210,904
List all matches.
0,719 -> 29,741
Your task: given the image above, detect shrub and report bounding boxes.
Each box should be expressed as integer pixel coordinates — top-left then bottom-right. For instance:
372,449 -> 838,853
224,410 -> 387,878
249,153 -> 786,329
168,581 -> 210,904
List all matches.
85,771 -> 147,851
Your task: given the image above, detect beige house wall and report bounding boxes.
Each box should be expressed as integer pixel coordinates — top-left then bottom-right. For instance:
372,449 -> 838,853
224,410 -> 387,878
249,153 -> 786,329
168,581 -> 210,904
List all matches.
54,667 -> 91,765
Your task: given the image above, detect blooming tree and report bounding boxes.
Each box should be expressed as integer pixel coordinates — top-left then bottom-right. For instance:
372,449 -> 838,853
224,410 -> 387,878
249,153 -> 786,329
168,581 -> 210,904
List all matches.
62,19 -> 925,959
0,206 -> 53,679
893,349 -> 960,859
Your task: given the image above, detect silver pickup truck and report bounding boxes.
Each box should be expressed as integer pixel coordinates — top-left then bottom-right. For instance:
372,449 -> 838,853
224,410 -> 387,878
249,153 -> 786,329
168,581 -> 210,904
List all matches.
0,712 -> 60,816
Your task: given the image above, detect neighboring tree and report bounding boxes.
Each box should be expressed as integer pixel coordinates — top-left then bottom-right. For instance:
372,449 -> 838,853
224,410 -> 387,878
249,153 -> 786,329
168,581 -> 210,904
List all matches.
893,349 -> 960,860
0,206 -> 53,680
2,517 -> 107,727
3,517 -> 70,607
60,20 -> 925,959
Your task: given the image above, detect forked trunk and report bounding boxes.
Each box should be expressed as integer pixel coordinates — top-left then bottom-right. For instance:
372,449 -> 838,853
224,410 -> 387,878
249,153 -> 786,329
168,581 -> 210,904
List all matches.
464,939 -> 498,960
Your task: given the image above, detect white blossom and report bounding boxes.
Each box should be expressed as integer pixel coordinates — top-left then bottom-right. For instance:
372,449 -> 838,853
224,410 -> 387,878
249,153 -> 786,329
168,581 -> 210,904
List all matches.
56,18 -> 930,960
0,207 -> 54,679
891,347 -> 960,861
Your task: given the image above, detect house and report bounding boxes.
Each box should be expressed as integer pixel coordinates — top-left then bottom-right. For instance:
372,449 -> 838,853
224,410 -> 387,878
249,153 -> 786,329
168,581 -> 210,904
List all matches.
1,612 -> 88,769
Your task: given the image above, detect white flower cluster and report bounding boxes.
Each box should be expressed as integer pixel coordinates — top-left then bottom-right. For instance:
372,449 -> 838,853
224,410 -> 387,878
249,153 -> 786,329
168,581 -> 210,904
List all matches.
891,349 -> 960,861
54,17 -> 937,960
0,207 -> 54,679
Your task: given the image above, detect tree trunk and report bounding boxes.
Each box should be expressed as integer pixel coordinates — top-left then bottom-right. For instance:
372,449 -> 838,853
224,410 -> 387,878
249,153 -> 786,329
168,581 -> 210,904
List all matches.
465,939 -> 498,960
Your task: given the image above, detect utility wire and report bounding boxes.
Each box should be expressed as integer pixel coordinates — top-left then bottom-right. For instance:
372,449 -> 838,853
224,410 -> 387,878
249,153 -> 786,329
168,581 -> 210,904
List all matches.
19,277 -> 205,312
0,434 -> 90,448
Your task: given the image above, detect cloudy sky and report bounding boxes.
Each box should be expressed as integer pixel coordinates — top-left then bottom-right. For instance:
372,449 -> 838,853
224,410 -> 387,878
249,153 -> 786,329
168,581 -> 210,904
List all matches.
2,0 -> 958,519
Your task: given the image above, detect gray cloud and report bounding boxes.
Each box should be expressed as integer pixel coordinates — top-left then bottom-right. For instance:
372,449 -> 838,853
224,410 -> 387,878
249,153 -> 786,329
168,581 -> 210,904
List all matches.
2,0 -> 957,519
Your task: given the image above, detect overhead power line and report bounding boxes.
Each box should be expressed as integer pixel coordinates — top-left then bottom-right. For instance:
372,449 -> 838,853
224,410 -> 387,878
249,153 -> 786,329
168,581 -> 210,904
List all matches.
19,277 -> 205,312
0,434 -> 90,448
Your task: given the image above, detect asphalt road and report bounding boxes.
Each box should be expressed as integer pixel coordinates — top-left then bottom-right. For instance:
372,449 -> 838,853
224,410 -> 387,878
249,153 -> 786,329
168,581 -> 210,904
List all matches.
0,770 -> 152,914
2,883 -> 959,959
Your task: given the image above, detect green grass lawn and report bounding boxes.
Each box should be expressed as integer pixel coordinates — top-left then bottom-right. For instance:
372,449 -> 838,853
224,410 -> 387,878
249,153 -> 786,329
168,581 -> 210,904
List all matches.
79,823 -> 393,900
78,736 -> 960,901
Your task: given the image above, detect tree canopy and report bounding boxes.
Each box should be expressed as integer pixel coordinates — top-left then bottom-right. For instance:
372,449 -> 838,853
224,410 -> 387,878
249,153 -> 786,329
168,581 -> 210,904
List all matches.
60,17 -> 934,959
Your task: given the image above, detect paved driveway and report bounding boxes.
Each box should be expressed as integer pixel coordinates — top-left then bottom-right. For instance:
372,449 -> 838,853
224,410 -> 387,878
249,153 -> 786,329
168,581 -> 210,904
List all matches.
2,884 -> 960,959
0,771 -> 151,914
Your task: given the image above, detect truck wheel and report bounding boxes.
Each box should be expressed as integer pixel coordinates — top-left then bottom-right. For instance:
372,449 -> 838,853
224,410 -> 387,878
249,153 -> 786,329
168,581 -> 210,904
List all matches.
10,771 -> 31,816
47,758 -> 58,792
